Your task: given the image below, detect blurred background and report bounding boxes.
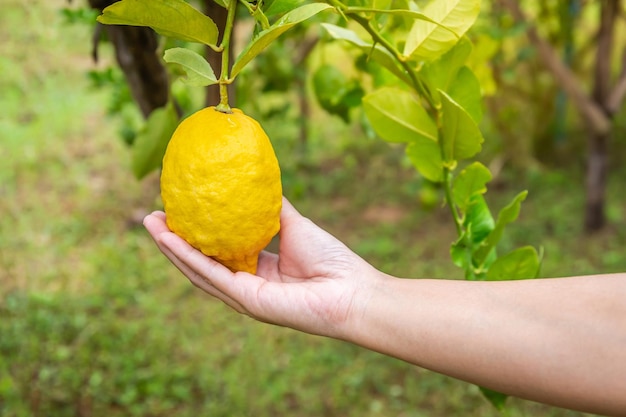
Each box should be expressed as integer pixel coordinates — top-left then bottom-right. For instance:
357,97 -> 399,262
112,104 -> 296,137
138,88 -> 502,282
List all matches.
1,1 -> 625,416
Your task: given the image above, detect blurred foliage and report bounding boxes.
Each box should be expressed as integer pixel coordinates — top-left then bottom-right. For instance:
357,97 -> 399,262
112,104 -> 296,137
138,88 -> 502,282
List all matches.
2,1 -> 625,416
477,0 -> 626,169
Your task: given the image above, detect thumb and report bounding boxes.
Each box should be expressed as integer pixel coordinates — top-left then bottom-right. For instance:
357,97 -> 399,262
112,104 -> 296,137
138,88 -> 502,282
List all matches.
280,197 -> 304,225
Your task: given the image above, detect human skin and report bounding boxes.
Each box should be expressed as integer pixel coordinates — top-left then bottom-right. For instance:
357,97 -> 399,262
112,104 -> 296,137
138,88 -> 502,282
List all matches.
143,198 -> 626,416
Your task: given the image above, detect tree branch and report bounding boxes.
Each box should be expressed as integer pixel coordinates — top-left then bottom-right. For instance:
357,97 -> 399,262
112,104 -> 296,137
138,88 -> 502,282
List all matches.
592,0 -> 618,107
607,47 -> 626,115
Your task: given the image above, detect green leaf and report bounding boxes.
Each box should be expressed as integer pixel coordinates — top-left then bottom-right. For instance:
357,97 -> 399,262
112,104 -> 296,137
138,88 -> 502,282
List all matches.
451,195 -> 496,281
439,90 -> 484,162
249,4 -> 271,31
450,229 -> 484,280
474,191 -> 528,264
448,66 -> 483,124
363,87 -> 442,181
479,386 -> 508,411
487,246 -> 540,281
403,0 -> 481,60
452,161 -> 492,212
131,102 -> 179,180
406,139 -> 443,182
450,232 -> 472,272
231,3 -> 332,78
312,64 -> 362,123
363,87 -> 438,143
420,36 -> 473,95
347,7 -> 461,35
163,47 -> 218,87
97,0 -> 219,49
421,40 -> 483,124
490,191 -> 528,245
264,0 -> 307,17
320,23 -> 411,86
464,194 -> 494,244
313,64 -> 348,108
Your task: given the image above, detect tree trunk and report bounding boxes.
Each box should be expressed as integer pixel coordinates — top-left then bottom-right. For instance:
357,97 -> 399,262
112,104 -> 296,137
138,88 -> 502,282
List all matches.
89,0 -> 169,119
204,0 -> 233,107
585,132 -> 609,230
104,25 -> 170,118
584,0 -> 618,232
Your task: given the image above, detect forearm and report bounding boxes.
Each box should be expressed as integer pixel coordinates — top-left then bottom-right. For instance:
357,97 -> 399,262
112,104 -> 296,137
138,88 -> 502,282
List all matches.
344,273 -> 626,416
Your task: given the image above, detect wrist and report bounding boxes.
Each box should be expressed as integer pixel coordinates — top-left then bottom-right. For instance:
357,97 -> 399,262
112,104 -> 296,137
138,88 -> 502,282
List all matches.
336,267 -> 394,343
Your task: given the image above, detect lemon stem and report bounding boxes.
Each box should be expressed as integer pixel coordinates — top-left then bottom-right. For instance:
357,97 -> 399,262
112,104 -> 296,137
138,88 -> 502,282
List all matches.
216,0 -> 238,113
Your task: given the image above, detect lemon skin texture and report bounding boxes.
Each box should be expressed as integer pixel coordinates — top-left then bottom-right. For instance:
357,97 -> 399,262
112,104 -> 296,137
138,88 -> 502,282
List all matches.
160,107 -> 282,274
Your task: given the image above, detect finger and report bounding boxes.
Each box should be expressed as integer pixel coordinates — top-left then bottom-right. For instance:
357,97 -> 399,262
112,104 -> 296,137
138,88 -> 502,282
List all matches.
280,197 -> 303,225
144,215 -> 189,270
151,210 -> 166,221
160,232 -> 233,283
143,214 -> 248,313
158,232 -> 255,311
157,232 -> 248,313
144,213 -> 215,283
188,276 -> 248,315
150,231 -> 206,285
256,251 -> 279,280
143,212 -> 170,237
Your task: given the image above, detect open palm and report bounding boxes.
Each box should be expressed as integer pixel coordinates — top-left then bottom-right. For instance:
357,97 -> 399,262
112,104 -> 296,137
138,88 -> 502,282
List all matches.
144,198 -> 379,339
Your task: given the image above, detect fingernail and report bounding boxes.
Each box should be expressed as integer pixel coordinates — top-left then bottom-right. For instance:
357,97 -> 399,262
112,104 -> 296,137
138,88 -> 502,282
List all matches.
142,214 -> 150,226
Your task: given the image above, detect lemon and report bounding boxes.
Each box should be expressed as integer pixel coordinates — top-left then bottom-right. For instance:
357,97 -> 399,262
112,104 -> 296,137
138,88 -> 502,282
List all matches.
160,106 -> 282,274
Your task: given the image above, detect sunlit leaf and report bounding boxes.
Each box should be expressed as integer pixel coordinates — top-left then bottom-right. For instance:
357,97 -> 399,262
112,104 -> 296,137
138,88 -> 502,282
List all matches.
439,90 -> 483,162
97,0 -> 220,49
492,191 -> 528,241
320,23 -> 411,86
363,87 -> 442,181
486,246 -> 540,281
448,66 -> 483,124
421,40 -> 483,124
164,47 -> 218,87
420,37 -> 473,95
131,102 -> 179,180
363,87 -> 437,143
450,232 -> 472,270
231,3 -> 332,77
264,0 -> 307,17
452,161 -> 492,211
464,194 -> 494,244
403,0 -> 480,60
347,6 -> 460,34
474,191 -> 528,264
406,139 -> 443,182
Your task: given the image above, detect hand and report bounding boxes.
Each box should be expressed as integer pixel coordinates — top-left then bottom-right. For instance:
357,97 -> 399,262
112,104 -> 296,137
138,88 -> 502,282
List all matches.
144,200 -> 626,415
143,198 -> 381,339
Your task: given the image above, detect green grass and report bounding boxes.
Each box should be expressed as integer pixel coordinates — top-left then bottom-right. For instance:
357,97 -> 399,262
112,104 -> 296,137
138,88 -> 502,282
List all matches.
1,2 -> 624,417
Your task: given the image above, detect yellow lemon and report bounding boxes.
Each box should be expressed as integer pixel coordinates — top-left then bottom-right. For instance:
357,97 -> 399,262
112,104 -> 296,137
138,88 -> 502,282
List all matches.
160,106 -> 282,274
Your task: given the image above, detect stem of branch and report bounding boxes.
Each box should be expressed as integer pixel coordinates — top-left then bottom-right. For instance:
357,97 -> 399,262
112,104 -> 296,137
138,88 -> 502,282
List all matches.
326,0 -> 436,110
443,167 -> 463,236
216,0 -> 238,113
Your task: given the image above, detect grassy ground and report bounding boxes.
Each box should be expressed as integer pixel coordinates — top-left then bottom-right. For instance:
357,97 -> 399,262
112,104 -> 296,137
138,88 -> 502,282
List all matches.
2,2 -> 625,417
